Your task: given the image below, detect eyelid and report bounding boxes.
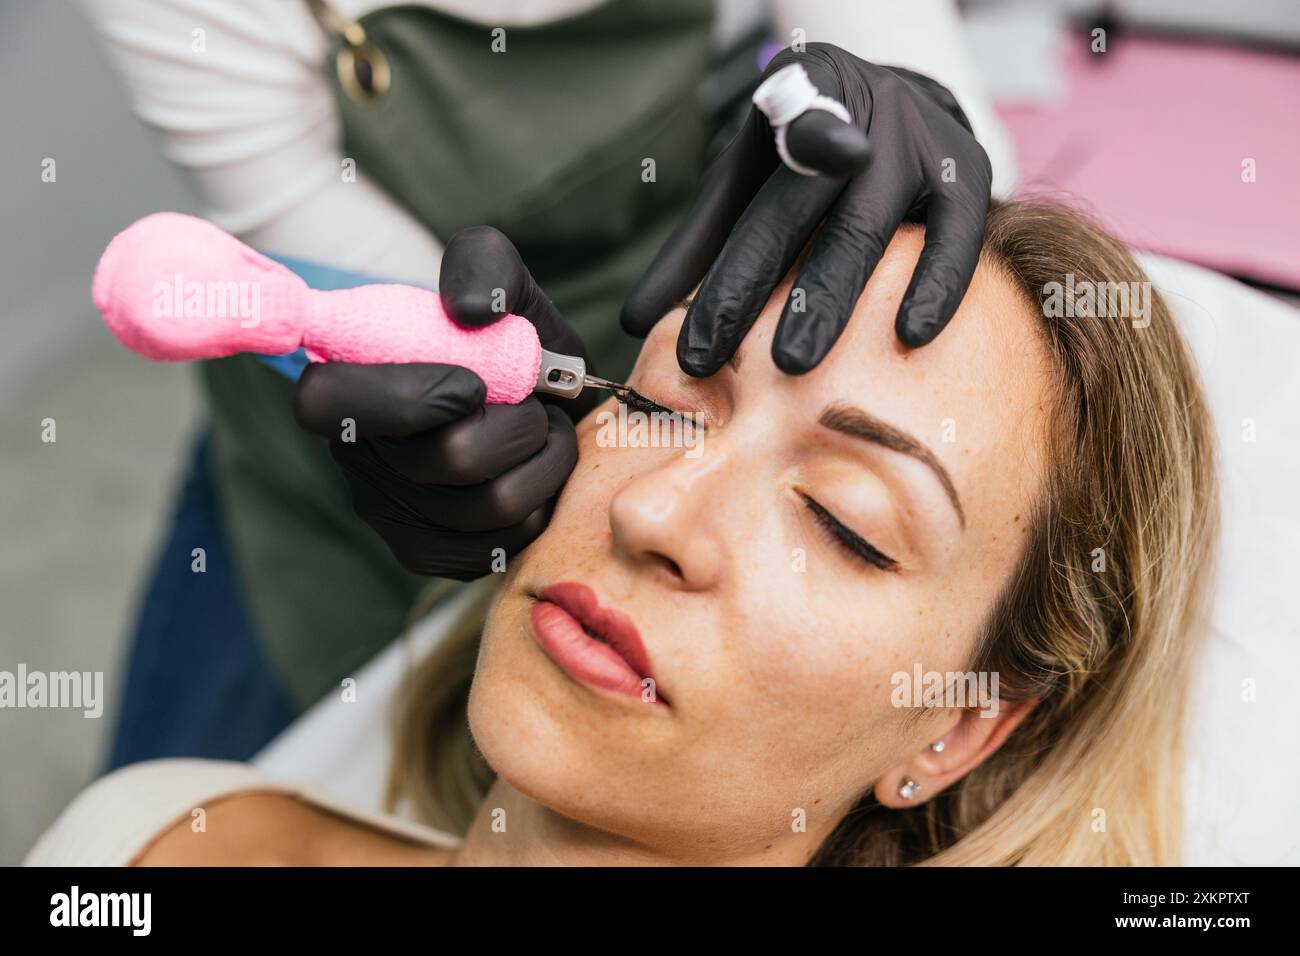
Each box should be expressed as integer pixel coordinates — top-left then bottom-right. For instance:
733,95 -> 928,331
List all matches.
615,388 -> 686,418
799,491 -> 900,572
616,383 -> 712,429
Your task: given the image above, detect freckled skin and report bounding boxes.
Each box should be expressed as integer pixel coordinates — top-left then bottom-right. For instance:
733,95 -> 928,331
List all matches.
467,228 -> 1055,865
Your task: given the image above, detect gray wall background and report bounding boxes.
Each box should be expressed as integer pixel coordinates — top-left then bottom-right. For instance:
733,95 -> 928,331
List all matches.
0,0 -> 201,863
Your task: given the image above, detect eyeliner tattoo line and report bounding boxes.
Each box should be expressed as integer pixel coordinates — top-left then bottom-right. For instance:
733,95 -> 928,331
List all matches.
614,389 -> 708,430
615,388 -> 675,416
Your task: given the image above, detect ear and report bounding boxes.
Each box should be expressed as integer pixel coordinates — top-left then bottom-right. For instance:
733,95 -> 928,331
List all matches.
873,699 -> 1037,809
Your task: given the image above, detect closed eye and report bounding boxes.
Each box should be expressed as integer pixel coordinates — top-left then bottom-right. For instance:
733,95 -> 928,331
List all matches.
614,388 -> 676,416
800,492 -> 899,572
615,388 -> 708,430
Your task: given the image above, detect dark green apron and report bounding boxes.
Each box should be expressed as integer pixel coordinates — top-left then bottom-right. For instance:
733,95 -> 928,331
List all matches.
202,0 -> 714,708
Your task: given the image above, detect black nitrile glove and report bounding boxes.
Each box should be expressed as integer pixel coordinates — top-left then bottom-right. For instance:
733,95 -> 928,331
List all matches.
621,43 -> 993,374
295,226 -> 595,580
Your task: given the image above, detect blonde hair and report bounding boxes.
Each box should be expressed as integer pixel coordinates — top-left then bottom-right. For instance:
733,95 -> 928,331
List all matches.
386,199 -> 1220,865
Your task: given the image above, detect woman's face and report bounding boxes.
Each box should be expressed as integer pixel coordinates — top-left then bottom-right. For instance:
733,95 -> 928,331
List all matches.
469,228 -> 1055,863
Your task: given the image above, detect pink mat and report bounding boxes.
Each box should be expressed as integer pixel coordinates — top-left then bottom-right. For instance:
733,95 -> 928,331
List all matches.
996,33 -> 1300,289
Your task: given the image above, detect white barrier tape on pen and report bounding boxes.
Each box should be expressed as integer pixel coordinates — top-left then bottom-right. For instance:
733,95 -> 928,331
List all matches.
752,63 -> 853,177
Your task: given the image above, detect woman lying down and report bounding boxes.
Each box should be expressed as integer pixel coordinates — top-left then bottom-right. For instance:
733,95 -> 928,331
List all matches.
27,200 -> 1219,867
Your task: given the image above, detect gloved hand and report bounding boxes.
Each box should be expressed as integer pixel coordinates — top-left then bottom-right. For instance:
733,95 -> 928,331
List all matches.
295,226 -> 595,580
621,43 -> 993,374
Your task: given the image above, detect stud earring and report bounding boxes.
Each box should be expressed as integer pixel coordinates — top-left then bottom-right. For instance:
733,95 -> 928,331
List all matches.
930,740 -> 945,753
898,778 -> 922,801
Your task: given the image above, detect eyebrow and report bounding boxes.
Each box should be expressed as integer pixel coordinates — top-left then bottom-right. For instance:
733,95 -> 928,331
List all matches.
819,404 -> 966,530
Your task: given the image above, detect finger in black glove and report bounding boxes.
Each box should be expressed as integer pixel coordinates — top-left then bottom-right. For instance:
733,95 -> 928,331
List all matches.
621,43 -> 993,374
294,226 -> 589,579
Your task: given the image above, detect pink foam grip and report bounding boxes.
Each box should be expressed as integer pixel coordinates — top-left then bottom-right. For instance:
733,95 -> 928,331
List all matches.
91,212 -> 542,404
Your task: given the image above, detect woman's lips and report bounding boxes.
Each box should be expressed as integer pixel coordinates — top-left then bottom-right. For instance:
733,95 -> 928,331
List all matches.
530,582 -> 666,706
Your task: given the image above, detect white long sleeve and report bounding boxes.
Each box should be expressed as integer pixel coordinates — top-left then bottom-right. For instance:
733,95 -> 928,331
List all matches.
78,0 -> 604,284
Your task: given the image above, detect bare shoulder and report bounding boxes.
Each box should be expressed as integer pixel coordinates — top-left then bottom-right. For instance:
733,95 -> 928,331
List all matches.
26,759 -> 454,868
134,791 -> 454,867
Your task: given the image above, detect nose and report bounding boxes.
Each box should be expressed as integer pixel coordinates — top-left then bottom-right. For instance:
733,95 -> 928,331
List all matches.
608,447 -> 730,591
